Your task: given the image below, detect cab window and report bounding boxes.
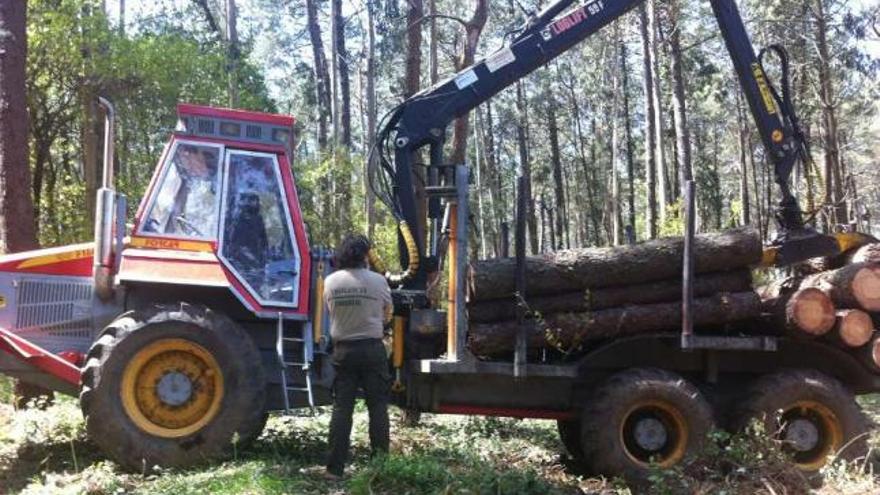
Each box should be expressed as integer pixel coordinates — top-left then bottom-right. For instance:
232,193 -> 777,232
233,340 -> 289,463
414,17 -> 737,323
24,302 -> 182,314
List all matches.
140,142 -> 223,239
220,150 -> 300,306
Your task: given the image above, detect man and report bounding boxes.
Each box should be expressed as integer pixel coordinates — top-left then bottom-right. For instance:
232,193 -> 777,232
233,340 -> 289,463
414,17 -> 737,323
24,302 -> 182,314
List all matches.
323,234 -> 393,479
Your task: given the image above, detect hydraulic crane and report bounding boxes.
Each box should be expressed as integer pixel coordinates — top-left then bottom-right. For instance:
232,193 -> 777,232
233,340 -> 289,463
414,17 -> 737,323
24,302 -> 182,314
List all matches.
370,0 -> 855,294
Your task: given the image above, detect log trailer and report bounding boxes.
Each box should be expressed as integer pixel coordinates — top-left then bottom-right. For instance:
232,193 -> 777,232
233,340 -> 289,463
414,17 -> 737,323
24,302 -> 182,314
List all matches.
0,0 -> 878,482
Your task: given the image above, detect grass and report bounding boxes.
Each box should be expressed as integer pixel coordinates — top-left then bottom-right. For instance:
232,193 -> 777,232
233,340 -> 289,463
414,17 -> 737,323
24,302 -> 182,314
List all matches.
0,391 -> 878,494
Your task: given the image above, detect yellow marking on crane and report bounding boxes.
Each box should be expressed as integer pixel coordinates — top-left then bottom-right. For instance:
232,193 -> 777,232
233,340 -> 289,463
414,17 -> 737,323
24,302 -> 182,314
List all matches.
752,63 -> 778,114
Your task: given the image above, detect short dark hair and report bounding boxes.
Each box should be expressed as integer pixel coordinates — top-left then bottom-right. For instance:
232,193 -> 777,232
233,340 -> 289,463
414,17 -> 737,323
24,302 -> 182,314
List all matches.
336,234 -> 371,269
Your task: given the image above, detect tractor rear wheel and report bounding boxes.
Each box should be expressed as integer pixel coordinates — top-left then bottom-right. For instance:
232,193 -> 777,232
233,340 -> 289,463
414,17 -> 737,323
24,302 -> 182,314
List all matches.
580,368 -> 714,482
80,303 -> 267,470
736,369 -> 869,472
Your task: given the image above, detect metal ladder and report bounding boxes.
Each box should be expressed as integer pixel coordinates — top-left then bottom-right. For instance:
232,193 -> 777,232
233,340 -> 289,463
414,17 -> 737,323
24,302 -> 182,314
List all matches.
276,313 -> 315,411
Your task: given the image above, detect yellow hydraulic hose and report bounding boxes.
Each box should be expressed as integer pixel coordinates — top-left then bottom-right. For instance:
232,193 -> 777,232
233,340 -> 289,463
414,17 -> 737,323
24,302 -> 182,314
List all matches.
367,221 -> 420,286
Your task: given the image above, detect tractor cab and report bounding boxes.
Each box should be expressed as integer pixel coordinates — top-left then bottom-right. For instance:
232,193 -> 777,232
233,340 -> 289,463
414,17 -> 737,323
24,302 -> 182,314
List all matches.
122,104 -> 311,317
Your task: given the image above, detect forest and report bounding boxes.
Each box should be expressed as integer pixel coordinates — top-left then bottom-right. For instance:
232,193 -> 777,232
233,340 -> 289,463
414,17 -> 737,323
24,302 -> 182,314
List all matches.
1,0 -> 880,493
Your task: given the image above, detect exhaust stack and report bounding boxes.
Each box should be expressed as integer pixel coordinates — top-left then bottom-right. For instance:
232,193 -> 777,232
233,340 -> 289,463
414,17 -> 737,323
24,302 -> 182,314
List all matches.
94,97 -> 118,300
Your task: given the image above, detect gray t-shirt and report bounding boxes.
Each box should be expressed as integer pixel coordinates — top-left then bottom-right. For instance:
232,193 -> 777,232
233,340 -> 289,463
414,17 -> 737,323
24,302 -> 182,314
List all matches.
323,268 -> 392,341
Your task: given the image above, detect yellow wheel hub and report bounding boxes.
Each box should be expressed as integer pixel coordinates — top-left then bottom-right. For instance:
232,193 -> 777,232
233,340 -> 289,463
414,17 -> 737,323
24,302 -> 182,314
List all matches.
121,338 -> 224,438
619,400 -> 689,468
778,400 -> 843,471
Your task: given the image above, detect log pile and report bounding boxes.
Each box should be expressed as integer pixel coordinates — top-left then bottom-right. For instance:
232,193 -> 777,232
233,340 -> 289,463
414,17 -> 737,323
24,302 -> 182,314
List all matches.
465,230 -> 880,359
466,228 -> 764,356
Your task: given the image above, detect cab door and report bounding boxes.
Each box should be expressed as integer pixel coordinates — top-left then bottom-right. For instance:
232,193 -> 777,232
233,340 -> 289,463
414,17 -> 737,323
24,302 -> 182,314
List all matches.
218,150 -> 302,308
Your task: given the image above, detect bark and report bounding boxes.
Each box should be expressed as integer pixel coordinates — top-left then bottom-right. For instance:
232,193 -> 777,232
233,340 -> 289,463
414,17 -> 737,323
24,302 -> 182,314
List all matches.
800,262 -> 880,312
305,0 -> 331,149
364,0 -> 377,237
758,280 -> 835,337
647,0 -> 667,222
226,0 -> 239,107
515,81 -> 538,254
468,292 -> 762,356
846,243 -> 880,265
669,2 -> 692,198
620,38 -> 636,237
639,6 -> 658,239
469,228 -> 763,300
404,0 -> 423,98
548,99 -> 566,250
0,0 -> 38,252
736,90 -> 751,225
468,269 -> 753,323
814,0 -> 845,227
332,0 -> 351,146
449,0 -> 489,165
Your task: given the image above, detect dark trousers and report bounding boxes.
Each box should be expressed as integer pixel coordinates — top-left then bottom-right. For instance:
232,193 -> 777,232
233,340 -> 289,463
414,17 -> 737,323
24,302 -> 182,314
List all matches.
326,338 -> 390,475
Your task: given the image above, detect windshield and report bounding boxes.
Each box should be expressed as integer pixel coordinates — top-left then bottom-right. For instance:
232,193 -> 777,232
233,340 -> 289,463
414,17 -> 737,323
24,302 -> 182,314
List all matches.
140,141 -> 223,239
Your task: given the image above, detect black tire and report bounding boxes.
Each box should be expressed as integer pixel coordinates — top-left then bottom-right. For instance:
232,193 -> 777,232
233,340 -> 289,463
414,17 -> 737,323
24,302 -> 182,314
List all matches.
557,419 -> 584,459
80,303 -> 267,470
736,369 -> 870,472
580,368 -> 714,483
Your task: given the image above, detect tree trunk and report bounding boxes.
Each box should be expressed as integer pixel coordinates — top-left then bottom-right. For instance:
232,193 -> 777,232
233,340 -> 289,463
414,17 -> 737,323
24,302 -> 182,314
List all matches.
814,0 -> 845,228
639,6 -> 658,239
0,0 -> 38,252
669,1 -> 691,199
736,90 -> 751,225
226,0 -> 239,107
800,262 -> 880,312
548,99 -> 566,250
647,0 -> 667,223
332,0 -> 351,147
469,292 -> 762,356
450,0 -> 489,165
469,228 -> 762,300
515,81 -> 538,255
469,269 -> 753,323
364,0 -> 378,237
306,0 -> 331,150
620,37 -> 636,238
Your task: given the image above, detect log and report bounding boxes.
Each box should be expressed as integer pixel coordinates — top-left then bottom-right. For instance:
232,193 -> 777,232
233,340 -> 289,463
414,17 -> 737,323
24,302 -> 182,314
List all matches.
758,279 -> 836,337
467,269 -> 753,323
856,333 -> 880,372
467,291 -> 761,356
847,243 -> 880,265
800,262 -> 880,312
469,228 -> 762,301
831,309 -> 874,348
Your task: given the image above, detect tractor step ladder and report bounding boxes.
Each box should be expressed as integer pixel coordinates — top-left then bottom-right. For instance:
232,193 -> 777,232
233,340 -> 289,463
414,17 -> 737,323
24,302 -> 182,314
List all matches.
276,313 -> 315,412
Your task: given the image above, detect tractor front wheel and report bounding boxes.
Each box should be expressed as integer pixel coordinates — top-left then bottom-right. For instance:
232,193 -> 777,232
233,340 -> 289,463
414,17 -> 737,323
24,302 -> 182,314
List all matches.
80,304 -> 266,470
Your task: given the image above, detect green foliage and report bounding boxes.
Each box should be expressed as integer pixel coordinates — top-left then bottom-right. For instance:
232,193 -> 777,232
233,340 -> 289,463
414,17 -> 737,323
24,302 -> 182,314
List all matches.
0,376 -> 11,405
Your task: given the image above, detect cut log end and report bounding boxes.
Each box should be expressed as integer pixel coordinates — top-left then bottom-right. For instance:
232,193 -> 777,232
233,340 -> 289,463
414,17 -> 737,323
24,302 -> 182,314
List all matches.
871,336 -> 880,369
835,309 -> 874,347
852,265 -> 880,312
787,288 -> 835,336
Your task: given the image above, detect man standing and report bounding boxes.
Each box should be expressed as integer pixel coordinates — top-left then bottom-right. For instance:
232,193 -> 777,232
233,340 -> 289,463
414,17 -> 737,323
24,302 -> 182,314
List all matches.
324,234 -> 393,479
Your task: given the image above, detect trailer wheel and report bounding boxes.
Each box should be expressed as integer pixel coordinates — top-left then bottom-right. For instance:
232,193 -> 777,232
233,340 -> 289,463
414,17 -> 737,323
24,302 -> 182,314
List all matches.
80,304 -> 267,470
557,419 -> 584,459
580,368 -> 713,481
737,369 -> 869,472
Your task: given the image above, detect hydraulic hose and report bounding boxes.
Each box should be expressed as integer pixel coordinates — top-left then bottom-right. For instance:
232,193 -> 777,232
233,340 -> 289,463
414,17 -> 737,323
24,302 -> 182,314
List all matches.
367,221 -> 420,286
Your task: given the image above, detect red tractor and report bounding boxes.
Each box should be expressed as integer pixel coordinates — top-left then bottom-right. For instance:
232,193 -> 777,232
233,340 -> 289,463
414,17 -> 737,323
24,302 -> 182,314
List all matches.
0,100 -> 330,467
